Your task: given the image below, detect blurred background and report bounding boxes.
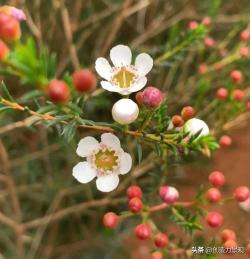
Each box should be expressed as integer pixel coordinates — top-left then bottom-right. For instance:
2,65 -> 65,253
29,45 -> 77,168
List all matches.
0,0 -> 250,258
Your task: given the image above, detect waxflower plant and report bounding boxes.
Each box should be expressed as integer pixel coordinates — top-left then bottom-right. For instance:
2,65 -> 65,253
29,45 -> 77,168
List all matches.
1,3 -> 250,258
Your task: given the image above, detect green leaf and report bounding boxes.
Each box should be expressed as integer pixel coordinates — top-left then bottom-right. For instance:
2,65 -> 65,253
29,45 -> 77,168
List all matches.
1,81 -> 15,101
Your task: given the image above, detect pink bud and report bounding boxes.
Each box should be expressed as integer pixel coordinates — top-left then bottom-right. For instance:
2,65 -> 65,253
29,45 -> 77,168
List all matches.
142,86 -> 164,109
159,186 -> 179,204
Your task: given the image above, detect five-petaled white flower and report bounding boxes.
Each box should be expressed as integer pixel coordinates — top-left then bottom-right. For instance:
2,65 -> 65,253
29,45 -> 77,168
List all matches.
95,44 -> 153,95
73,133 -> 132,192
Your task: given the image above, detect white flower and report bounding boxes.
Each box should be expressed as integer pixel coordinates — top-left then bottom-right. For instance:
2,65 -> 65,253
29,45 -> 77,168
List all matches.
239,197 -> 250,213
183,118 -> 209,138
73,133 -> 132,192
112,99 -> 139,125
95,44 -> 153,95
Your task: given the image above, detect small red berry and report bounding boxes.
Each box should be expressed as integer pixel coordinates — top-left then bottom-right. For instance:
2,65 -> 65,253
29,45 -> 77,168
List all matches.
47,80 -> 70,103
221,229 -> 236,242
204,37 -> 215,47
247,102 -> 250,111
103,212 -> 119,229
240,47 -> 249,57
240,30 -> 250,41
142,86 -> 164,109
128,197 -> 143,213
206,211 -> 223,228
0,40 -> 9,61
72,69 -> 96,92
171,115 -> 184,127
246,244 -> 250,255
202,16 -> 212,27
150,251 -> 163,259
159,186 -> 179,204
206,188 -> 222,203
0,13 -> 21,42
198,63 -> 208,74
234,186 -> 250,202
230,70 -> 243,84
135,223 -> 152,240
219,135 -> 232,148
233,89 -> 245,101
127,185 -> 143,199
216,88 -> 228,100
154,233 -> 169,248
135,91 -> 144,106
209,171 -> 225,187
188,21 -> 198,30
181,106 -> 195,121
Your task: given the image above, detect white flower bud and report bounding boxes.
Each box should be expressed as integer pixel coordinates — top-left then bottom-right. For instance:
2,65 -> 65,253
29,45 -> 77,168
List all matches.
112,99 -> 139,125
184,118 -> 209,138
239,197 -> 250,213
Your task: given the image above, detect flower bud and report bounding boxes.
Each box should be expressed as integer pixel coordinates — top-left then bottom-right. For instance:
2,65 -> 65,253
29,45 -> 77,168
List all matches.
221,229 -> 236,242
240,30 -> 250,41
209,171 -> 225,187
154,233 -> 169,248
246,102 -> 250,111
247,244 -> 250,255
219,135 -> 232,148
224,240 -> 237,251
135,223 -> 152,240
206,188 -> 222,203
159,186 -> 179,204
0,6 -> 26,21
103,212 -> 119,229
127,185 -> 143,199
112,99 -> 139,125
181,106 -> 195,121
128,197 -> 143,213
230,70 -> 243,84
216,88 -> 228,100
47,80 -> 70,103
239,197 -> 250,212
233,89 -> 245,101
135,91 -> 144,106
206,211 -> 223,228
0,13 -> 21,42
142,86 -> 164,109
183,118 -> 209,138
202,16 -> 212,27
198,63 -> 208,74
188,21 -> 198,30
240,46 -> 249,57
204,37 -> 215,47
72,69 -> 96,92
151,251 -> 163,259
0,40 -> 9,62
234,186 -> 250,202
171,115 -> 184,128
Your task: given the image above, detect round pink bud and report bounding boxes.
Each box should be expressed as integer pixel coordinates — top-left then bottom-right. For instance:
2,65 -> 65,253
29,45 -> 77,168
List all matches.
234,186 -> 250,202
188,21 -> 198,30
142,86 -> 164,109
202,16 -> 212,27
230,70 -> 243,84
159,186 -> 179,204
198,63 -> 208,74
154,232 -> 169,248
127,185 -> 143,199
219,135 -> 232,148
204,37 -> 215,47
221,229 -> 236,242
240,30 -> 250,41
151,251 -> 163,259
240,47 -> 249,57
128,197 -> 143,213
135,91 -> 144,106
206,211 -> 223,228
209,171 -> 225,187
103,212 -> 119,229
233,89 -> 245,101
135,223 -> 152,240
216,88 -> 228,100
246,102 -> 250,111
206,188 -> 222,203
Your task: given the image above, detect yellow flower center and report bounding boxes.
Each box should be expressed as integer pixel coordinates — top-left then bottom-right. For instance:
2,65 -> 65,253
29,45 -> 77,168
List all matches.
112,67 -> 136,88
94,149 -> 118,172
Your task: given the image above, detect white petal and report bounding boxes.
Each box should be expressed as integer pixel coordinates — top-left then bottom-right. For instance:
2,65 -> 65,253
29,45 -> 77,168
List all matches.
101,81 -> 121,93
76,137 -> 99,157
95,58 -> 112,80
96,174 -> 119,192
72,162 -> 97,183
135,53 -> 153,76
101,133 -> 120,149
110,45 -> 132,67
127,77 -> 147,93
119,152 -> 132,175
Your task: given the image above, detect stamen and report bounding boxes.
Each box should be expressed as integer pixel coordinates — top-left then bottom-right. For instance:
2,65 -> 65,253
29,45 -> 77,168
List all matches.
112,66 -> 137,88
